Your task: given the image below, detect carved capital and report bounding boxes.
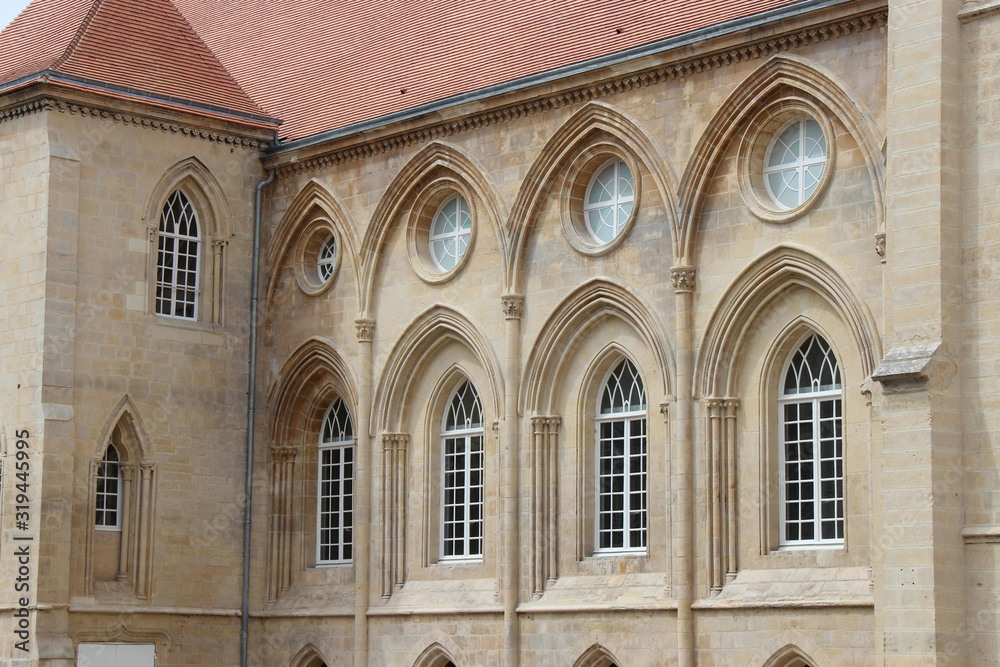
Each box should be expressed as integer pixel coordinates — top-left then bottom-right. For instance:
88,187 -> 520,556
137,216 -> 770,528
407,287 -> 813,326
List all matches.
723,398 -> 740,416
139,463 -> 155,479
501,294 -> 524,320
659,402 -> 670,417
491,420 -> 501,437
382,433 -> 408,451
271,446 -> 297,463
544,416 -> 562,429
147,225 -> 157,241
875,232 -> 886,263
211,238 -> 229,249
355,318 -> 376,343
670,267 -> 696,293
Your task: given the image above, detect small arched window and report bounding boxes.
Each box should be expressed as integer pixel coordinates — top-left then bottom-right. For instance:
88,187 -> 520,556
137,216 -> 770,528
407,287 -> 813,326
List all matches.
779,334 -> 844,547
95,444 -> 122,530
595,359 -> 647,554
318,398 -> 354,564
155,190 -> 200,319
441,380 -> 484,561
584,159 -> 634,244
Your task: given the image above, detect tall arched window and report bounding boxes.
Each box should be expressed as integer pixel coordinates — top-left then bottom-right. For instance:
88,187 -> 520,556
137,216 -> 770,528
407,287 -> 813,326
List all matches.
318,398 -> 354,564
155,189 -> 200,319
441,380 -> 484,560
779,334 -> 844,547
95,444 -> 122,530
596,359 -> 647,554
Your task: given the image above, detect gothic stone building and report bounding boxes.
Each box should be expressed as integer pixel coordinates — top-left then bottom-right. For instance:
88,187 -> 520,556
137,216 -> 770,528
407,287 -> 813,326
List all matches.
0,0 -> 998,664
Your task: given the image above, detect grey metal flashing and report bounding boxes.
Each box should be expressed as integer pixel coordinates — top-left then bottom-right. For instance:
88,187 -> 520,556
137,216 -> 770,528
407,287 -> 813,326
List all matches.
0,69 -> 281,126
265,0 -> 855,156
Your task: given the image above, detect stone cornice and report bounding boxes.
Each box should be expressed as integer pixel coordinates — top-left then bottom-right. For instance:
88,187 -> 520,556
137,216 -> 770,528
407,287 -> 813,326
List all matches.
0,89 -> 271,150
271,8 -> 887,177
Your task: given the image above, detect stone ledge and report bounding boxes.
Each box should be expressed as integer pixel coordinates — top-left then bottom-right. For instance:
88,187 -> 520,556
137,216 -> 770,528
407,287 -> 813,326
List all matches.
871,342 -> 940,393
695,566 -> 875,609
962,525 -> 1000,544
959,0 -> 1000,21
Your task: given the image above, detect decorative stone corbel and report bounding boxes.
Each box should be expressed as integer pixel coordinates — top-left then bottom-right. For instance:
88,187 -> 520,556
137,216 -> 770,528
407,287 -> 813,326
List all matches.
874,232 -> 886,264
871,342 -> 941,393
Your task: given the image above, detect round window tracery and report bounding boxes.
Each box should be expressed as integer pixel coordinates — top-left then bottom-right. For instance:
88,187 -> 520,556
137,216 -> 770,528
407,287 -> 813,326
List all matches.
764,117 -> 828,210
317,235 -> 337,282
584,159 -> 635,244
429,195 -> 472,272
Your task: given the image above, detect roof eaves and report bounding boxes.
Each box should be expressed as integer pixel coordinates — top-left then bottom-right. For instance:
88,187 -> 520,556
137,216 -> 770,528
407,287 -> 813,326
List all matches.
264,0 -> 853,158
0,69 -> 282,128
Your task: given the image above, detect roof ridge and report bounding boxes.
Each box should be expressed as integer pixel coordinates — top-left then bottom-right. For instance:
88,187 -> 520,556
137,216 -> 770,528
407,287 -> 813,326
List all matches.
164,0 -> 264,114
51,0 -> 106,71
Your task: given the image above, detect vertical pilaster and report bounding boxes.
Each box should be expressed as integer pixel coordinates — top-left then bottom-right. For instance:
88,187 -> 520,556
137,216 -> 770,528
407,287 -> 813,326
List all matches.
115,465 -> 134,582
354,318 -> 375,667
723,399 -> 738,584
136,463 -> 155,599
880,0 -> 965,663
500,294 -> 523,667
380,433 -> 408,598
670,266 -> 695,667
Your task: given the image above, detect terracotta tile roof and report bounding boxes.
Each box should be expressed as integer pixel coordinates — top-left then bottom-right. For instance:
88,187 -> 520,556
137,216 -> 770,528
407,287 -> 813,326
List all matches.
172,0 -> 806,141
0,0 -> 271,121
2,0 -> 812,141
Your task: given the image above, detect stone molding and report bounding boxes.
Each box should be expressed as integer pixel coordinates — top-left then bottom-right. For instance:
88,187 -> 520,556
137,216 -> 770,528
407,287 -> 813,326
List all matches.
959,0 -> 1000,21
0,95 -> 268,149
272,9 -> 887,177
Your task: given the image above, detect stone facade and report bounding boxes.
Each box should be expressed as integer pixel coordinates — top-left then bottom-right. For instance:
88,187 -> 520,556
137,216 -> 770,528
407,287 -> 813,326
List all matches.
1,0 -> 999,665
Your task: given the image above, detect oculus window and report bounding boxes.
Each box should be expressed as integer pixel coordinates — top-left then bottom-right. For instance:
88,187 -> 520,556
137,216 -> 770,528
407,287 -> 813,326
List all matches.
764,117 -> 827,210
584,159 -> 634,244
429,195 -> 472,272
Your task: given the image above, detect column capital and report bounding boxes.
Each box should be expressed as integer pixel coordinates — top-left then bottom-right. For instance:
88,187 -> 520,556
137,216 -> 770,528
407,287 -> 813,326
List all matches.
355,318 -> 376,343
270,445 -> 297,463
670,266 -> 696,293
501,294 -> 524,320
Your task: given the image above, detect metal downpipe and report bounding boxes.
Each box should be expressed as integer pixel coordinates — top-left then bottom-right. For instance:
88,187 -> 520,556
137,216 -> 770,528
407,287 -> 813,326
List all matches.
241,168 -> 276,667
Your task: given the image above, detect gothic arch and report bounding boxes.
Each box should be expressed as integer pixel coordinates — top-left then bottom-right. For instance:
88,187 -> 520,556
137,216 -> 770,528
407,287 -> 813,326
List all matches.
507,101 -> 679,292
696,243 -> 880,399
677,53 -> 886,263
95,395 -> 154,463
264,179 -> 361,308
408,634 -> 466,667
267,337 -> 359,447
141,156 -> 233,238
573,643 -> 621,667
289,643 -> 329,667
748,629 -> 827,667
520,278 -> 673,414
371,305 -> 503,434
358,141 -> 508,316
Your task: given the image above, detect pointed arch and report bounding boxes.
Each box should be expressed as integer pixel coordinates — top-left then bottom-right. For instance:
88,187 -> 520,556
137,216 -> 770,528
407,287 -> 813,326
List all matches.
95,395 -> 154,463
289,643 -> 329,667
520,278 -> 673,414
573,643 -> 621,667
267,337 -> 359,446
359,141 -> 508,316
507,101 -> 679,292
409,635 -> 465,667
696,243 -> 880,399
678,53 -> 886,263
264,179 -> 361,309
142,156 -> 232,238
372,305 -> 503,435
748,629 -> 827,667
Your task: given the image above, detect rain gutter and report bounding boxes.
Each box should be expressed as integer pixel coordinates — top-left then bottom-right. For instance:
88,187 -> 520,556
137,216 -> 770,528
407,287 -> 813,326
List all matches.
264,0 -> 852,156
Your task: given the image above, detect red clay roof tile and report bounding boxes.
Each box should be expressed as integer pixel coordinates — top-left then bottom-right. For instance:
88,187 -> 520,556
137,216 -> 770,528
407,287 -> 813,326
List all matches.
2,0 -> 810,141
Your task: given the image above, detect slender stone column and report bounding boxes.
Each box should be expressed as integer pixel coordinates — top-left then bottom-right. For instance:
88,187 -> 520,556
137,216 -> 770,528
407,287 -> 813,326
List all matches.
671,266 -> 696,667
136,463 -> 155,598
115,465 -> 134,582
354,318 -> 375,667
500,294 -> 523,667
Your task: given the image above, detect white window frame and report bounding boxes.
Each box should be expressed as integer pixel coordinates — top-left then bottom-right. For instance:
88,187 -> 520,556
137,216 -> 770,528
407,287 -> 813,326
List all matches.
428,195 -> 472,272
155,189 -> 201,320
594,359 -> 647,556
763,116 -> 827,211
317,398 -> 354,565
583,158 -> 635,245
440,381 -> 484,562
778,334 -> 845,549
95,444 -> 122,531
317,234 -> 337,283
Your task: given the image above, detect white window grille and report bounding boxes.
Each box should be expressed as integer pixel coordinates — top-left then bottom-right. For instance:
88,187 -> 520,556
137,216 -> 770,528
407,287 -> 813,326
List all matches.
318,397 -> 354,564
441,380 -> 484,560
778,334 -> 844,547
317,235 -> 337,282
595,359 -> 647,554
429,195 -> 472,271
95,445 -> 122,530
155,190 -> 200,319
764,117 -> 827,210
584,159 -> 634,244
